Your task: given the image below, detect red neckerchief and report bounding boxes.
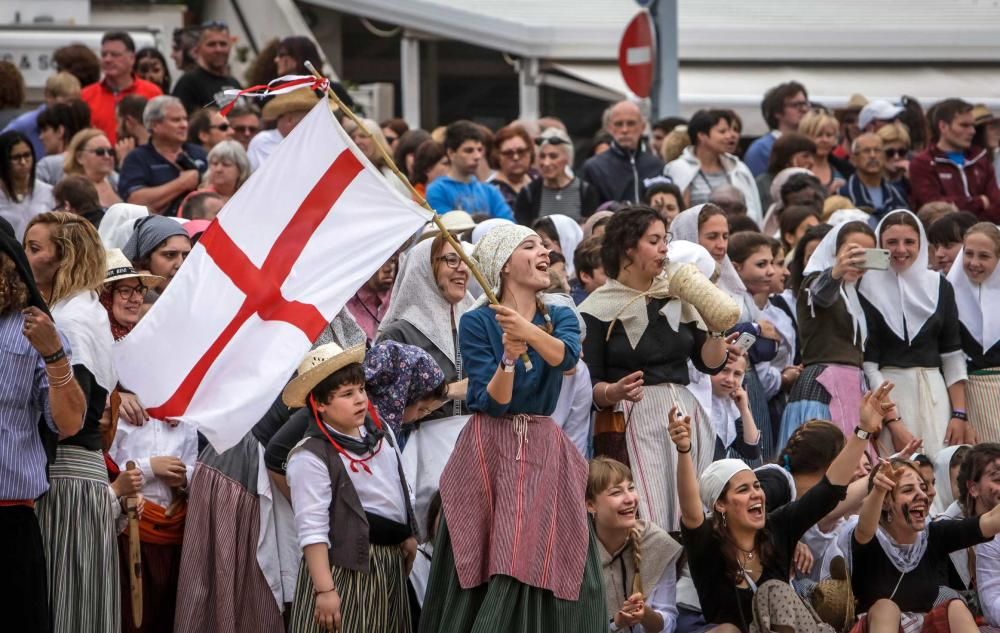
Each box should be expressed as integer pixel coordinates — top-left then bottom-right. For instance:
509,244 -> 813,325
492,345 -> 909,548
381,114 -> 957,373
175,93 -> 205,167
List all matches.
309,395 -> 384,475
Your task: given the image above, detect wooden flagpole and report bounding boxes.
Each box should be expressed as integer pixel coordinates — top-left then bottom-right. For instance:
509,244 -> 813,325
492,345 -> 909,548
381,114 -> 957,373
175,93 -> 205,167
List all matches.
303,61 -> 533,369
124,460 -> 143,626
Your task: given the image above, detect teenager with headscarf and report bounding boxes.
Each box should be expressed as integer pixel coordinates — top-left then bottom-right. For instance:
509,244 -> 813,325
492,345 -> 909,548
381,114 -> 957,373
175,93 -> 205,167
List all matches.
671,204 -> 781,461
377,234 -> 475,527
779,221 -> 880,448
579,206 -> 738,531
668,382 -> 890,632
532,214 -> 584,277
947,222 -> 1000,444
844,453 -> 1000,632
0,218 -> 85,632
121,214 -> 191,291
857,209 -> 971,457
587,457 -> 682,633
23,211 -> 120,633
419,223 -> 606,632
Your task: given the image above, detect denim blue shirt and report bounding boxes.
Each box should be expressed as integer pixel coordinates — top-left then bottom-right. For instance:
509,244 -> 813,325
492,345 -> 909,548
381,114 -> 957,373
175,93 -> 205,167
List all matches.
459,303 -> 580,417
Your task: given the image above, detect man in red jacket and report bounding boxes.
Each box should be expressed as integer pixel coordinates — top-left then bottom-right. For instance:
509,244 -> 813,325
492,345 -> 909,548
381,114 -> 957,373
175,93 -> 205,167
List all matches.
910,98 -> 1000,221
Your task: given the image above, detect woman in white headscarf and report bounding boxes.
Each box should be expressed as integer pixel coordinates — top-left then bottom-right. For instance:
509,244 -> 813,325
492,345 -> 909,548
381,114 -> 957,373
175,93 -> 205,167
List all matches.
419,223 -> 606,633
858,209 -> 971,457
377,234 -> 474,527
778,220 -> 880,448
532,213 -> 584,276
671,203 -> 782,461
947,222 -> 1000,443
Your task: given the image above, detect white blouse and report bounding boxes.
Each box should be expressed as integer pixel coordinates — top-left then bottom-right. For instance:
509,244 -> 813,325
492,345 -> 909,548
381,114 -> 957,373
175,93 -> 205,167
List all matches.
109,417 -> 199,508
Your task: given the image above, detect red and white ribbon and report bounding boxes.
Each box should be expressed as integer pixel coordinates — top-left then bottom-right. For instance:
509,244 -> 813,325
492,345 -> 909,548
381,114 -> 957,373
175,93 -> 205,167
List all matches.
218,74 -> 329,115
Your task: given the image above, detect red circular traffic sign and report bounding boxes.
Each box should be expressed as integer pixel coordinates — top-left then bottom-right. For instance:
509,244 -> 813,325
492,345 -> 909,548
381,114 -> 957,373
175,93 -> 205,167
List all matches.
618,10 -> 656,98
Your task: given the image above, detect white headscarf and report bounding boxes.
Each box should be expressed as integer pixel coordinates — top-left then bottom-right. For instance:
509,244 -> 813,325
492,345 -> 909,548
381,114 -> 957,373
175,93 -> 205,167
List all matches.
470,218 -> 513,245
932,444 -> 971,514
947,245 -> 1000,352
547,214 -> 584,276
803,220 -> 869,348
98,203 -> 148,250
859,209 -> 940,343
470,224 -> 538,308
670,205 -> 756,319
699,459 -> 751,514
377,238 -> 474,364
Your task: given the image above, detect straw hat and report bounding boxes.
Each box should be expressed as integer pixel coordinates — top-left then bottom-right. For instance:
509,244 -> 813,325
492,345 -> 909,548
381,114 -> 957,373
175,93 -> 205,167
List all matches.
972,104 -> 995,127
418,210 -> 477,242
262,90 -> 320,121
810,556 -> 856,633
281,342 -> 366,407
104,248 -> 163,284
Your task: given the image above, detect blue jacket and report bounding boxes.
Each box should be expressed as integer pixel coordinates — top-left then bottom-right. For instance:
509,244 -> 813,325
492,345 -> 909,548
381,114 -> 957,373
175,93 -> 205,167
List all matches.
425,176 -> 513,220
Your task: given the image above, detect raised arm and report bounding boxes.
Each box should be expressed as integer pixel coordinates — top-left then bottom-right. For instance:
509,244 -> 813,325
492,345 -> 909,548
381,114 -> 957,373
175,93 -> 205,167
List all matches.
668,407 -> 704,530
825,382 -> 894,486
855,463 -> 894,545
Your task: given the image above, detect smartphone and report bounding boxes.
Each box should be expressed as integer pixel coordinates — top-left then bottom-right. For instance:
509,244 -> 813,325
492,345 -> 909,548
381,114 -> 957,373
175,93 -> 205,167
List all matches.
735,332 -> 757,352
862,248 -> 890,271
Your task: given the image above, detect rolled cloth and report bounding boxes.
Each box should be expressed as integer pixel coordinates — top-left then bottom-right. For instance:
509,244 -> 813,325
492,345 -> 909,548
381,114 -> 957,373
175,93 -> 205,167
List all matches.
666,261 -> 741,332
122,215 -> 189,264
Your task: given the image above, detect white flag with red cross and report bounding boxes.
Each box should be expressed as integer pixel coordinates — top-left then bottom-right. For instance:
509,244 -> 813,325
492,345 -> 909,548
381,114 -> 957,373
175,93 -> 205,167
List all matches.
113,98 -> 432,451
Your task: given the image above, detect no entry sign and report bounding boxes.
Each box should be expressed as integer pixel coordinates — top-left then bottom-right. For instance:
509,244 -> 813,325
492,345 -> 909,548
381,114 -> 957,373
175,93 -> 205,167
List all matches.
618,10 -> 656,98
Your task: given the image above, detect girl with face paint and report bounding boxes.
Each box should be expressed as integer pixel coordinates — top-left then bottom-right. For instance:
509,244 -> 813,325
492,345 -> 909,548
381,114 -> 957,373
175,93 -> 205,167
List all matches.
848,455 -> 1000,632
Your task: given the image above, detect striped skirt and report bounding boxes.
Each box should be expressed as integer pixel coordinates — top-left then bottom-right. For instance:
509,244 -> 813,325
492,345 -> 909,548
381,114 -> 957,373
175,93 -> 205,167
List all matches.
173,436 -> 285,633
35,445 -> 120,633
626,383 -> 716,532
288,544 -> 411,633
419,515 -> 606,633
968,369 -> 1000,444
780,363 -> 865,451
119,537 -> 182,633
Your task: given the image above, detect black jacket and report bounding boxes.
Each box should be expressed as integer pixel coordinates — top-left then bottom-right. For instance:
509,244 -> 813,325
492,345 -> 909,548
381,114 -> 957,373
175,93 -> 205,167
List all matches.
513,176 -> 602,225
579,140 -> 666,204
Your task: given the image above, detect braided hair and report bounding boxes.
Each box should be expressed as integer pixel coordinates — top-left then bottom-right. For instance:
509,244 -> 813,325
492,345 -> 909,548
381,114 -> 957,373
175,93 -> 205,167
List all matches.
587,457 -> 644,595
776,420 -> 845,476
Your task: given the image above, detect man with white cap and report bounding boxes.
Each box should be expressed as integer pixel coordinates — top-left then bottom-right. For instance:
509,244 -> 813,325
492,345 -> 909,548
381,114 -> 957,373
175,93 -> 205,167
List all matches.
668,382 -> 893,631
858,99 -> 904,134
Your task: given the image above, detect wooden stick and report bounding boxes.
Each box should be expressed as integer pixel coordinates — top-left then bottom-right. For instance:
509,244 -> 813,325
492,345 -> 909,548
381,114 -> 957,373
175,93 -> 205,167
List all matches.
304,61 -> 533,370
125,460 -> 143,626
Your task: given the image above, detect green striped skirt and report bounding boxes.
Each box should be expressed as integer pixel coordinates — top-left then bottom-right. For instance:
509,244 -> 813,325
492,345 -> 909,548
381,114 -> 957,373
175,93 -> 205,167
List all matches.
419,515 -> 607,633
288,543 -> 411,633
35,445 -> 120,633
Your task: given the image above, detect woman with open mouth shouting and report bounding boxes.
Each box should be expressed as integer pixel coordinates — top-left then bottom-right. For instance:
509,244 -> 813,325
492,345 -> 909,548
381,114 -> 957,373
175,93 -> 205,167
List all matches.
844,449 -> 1000,633
669,381 -> 894,632
859,208 -> 973,456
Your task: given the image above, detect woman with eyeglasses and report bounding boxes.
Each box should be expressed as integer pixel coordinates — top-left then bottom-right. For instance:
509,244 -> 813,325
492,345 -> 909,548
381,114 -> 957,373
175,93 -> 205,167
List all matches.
64,128 -> 122,208
515,127 -> 600,225
0,131 -> 55,240
488,125 -> 535,210
875,122 -> 912,200
135,47 -> 172,94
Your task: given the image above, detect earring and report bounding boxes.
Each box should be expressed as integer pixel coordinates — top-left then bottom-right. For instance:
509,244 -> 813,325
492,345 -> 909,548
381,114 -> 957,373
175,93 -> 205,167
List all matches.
722,512 -> 727,527
885,513 -> 892,524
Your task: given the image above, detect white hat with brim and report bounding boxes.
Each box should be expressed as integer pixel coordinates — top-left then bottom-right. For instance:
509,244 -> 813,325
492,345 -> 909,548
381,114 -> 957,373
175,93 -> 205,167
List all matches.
281,342 -> 366,408
699,458 -> 752,514
104,248 -> 164,285
418,210 -> 477,242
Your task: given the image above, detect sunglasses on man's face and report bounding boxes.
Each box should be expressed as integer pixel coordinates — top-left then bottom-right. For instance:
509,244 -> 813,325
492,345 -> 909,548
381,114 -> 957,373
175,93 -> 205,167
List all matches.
232,125 -> 258,135
209,123 -> 231,132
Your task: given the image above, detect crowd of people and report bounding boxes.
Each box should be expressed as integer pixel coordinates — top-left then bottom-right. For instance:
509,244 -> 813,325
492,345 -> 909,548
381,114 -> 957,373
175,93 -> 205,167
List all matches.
2,20 -> 1000,633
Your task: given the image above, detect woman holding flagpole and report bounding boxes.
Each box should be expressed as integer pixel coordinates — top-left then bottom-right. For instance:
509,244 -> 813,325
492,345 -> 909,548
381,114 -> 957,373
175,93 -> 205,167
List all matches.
23,211 -> 120,633
419,223 -> 606,633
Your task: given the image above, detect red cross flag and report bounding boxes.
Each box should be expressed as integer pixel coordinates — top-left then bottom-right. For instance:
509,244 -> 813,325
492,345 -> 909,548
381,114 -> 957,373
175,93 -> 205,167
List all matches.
113,98 -> 431,451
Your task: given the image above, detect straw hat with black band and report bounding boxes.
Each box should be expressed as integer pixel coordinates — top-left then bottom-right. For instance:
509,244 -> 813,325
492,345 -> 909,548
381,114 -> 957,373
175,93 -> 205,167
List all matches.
282,342 -> 366,408
262,90 -> 321,122
104,248 -> 164,285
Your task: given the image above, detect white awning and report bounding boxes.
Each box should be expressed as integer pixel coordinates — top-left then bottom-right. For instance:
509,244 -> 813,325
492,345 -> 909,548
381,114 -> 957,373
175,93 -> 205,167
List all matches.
546,62 -> 1000,135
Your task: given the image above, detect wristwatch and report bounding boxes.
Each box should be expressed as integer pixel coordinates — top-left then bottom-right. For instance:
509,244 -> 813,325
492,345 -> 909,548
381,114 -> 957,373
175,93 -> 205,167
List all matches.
853,426 -> 872,441
501,355 -> 516,373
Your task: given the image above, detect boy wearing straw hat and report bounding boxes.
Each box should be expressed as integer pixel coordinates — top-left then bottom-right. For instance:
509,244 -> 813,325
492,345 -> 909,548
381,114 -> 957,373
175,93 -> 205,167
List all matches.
283,342 -> 418,633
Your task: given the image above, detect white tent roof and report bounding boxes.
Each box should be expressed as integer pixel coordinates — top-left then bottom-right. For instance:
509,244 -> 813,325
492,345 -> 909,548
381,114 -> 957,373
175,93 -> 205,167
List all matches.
308,0 -> 1000,61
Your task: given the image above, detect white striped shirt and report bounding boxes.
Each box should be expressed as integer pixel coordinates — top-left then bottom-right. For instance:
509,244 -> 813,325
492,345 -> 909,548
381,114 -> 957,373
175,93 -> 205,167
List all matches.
0,310 -> 62,500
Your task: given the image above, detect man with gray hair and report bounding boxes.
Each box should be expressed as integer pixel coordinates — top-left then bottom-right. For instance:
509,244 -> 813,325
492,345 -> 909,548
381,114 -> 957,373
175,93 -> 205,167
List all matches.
117,95 -> 208,215
838,132 -> 907,222
708,184 -> 748,218
580,100 -> 665,204
514,127 -> 601,224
